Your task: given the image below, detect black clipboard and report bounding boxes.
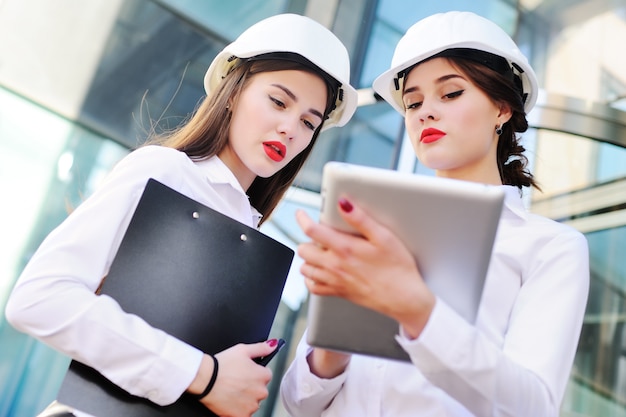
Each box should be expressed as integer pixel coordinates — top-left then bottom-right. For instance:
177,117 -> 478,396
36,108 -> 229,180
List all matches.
56,178 -> 294,416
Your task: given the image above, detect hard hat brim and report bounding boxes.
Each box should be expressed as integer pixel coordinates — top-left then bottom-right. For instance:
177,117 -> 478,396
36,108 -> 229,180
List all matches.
203,14 -> 358,131
373,41 -> 538,116
204,51 -> 357,131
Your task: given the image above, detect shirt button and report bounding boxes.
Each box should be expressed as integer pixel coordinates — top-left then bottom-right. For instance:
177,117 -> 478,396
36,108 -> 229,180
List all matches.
302,383 -> 313,394
146,390 -> 159,401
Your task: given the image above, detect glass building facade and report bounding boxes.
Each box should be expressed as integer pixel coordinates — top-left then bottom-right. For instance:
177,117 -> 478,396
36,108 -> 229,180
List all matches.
0,0 -> 625,416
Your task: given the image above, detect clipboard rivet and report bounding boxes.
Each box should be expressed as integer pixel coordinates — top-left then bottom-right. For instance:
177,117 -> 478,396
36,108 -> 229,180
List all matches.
240,234 -> 247,241
192,211 -> 200,219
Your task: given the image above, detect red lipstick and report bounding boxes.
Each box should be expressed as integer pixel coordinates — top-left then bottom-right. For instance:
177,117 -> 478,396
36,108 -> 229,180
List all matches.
263,141 -> 286,162
420,128 -> 445,144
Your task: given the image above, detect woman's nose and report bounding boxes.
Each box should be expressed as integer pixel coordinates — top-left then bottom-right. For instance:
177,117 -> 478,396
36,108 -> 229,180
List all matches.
277,114 -> 298,140
416,101 -> 437,122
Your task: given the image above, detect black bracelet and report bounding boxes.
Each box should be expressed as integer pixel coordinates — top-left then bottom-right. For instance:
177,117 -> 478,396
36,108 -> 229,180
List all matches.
189,354 -> 219,400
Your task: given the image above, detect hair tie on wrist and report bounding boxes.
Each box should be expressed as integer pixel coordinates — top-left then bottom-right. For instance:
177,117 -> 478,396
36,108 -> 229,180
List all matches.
189,355 -> 219,400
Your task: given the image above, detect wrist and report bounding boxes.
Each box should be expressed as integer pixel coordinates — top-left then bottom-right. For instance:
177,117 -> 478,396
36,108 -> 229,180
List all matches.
187,354 -> 218,399
307,348 -> 350,379
399,292 -> 436,340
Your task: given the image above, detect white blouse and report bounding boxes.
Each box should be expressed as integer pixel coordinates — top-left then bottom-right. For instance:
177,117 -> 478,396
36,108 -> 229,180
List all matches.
281,185 -> 590,417
5,145 -> 262,407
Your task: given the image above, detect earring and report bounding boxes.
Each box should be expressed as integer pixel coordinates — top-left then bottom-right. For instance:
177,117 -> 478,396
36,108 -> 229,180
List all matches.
226,104 -> 230,110
495,123 -> 503,136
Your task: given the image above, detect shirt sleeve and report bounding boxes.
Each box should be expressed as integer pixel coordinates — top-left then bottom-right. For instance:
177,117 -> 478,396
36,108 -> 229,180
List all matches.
4,146 -> 203,406
280,330 -> 348,417
396,228 -> 590,417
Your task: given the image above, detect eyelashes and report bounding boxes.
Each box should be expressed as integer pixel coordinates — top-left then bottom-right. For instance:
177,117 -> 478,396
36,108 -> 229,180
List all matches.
444,90 -> 464,99
270,96 -> 285,108
269,95 -> 317,131
303,120 -> 316,131
404,89 -> 465,110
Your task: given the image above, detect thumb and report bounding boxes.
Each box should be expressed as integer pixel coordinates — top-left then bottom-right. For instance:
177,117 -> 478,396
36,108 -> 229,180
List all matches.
246,339 -> 281,358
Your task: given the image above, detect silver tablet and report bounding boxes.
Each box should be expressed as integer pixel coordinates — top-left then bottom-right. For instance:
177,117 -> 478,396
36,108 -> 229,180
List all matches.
306,162 -> 505,361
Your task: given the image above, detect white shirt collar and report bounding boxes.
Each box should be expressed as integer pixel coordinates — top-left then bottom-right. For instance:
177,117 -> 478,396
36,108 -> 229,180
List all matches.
194,155 -> 263,224
500,185 -> 528,220
199,155 -> 244,189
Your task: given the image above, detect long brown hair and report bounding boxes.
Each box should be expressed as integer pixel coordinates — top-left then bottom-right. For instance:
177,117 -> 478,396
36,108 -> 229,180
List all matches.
445,57 -> 541,191
149,58 -> 338,224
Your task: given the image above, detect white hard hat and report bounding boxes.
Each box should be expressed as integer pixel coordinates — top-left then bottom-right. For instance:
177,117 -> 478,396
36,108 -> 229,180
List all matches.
204,13 -> 357,131
372,11 -> 538,115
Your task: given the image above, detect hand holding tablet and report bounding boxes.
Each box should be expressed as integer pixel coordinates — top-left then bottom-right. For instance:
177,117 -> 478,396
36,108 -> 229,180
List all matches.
306,162 -> 505,361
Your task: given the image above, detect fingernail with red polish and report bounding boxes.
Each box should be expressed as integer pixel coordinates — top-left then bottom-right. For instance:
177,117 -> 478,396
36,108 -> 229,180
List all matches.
267,338 -> 278,347
339,198 -> 353,213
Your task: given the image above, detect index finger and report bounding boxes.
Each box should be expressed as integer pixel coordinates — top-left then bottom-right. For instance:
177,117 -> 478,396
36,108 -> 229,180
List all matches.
331,196 -> 396,248
295,209 -> 355,250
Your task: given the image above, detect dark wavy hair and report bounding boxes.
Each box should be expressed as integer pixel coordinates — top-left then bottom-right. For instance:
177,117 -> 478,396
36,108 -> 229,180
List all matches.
148,58 -> 338,225
442,56 -> 541,191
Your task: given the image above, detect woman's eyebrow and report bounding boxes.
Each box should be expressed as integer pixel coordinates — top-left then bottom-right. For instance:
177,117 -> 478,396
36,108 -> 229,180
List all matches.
402,74 -> 465,97
271,83 -> 324,120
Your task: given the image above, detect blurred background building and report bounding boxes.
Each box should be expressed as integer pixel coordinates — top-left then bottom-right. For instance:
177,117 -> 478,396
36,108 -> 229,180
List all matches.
0,0 -> 625,416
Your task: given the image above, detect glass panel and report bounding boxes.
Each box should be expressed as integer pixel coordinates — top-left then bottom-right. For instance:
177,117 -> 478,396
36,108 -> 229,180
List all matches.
530,128 -> 626,415
0,86 -> 129,416
532,130 -> 626,198
157,0 -> 291,39
597,142 -> 626,183
562,225 -> 626,416
543,8 -> 626,105
375,0 -> 516,34
532,130 -> 600,197
79,0 -> 224,148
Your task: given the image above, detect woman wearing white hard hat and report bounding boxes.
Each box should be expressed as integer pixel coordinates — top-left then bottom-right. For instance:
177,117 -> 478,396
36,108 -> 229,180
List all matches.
281,11 -> 589,416
6,13 -> 356,417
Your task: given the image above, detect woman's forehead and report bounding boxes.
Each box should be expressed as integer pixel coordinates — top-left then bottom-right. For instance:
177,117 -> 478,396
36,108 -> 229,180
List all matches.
404,58 -> 466,89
